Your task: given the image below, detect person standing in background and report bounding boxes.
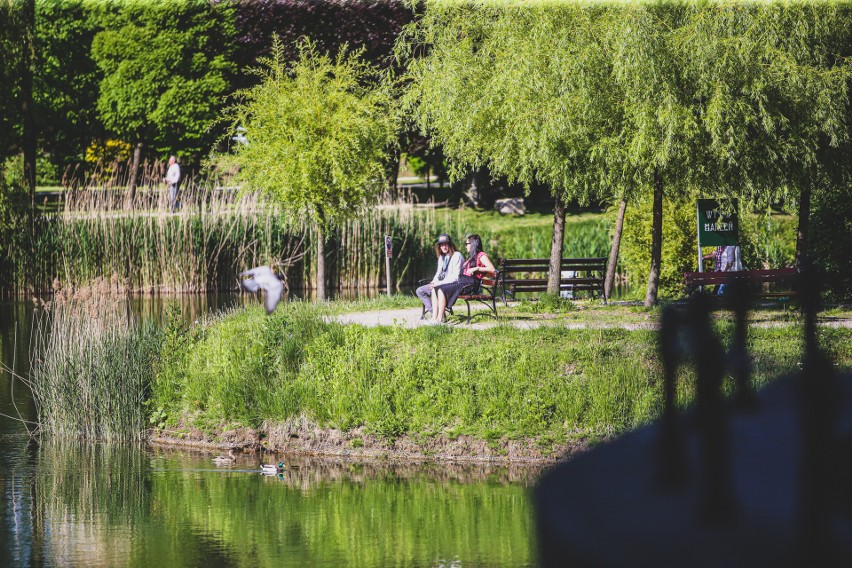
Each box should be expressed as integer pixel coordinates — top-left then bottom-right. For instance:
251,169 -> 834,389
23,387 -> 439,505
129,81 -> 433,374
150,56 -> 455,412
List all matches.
166,155 -> 181,212
702,245 -> 743,295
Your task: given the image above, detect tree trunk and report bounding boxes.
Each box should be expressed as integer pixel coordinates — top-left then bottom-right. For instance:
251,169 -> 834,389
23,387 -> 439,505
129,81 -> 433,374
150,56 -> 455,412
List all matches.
795,182 -> 811,267
315,224 -> 326,301
605,196 -> 628,300
547,196 -> 567,295
129,142 -> 143,201
644,171 -> 664,308
22,0 -> 36,215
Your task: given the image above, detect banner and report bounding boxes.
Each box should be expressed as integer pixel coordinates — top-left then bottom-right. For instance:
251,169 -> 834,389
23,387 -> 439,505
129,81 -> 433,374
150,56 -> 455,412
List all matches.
696,199 -> 739,247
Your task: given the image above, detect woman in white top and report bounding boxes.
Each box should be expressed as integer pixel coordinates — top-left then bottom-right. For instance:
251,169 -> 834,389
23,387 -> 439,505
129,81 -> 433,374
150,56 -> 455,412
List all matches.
416,234 -> 463,319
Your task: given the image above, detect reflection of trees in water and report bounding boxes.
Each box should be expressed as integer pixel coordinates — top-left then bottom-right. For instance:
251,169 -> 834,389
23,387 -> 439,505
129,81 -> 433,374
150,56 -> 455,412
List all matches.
32,442 -> 150,565
20,442 -> 536,566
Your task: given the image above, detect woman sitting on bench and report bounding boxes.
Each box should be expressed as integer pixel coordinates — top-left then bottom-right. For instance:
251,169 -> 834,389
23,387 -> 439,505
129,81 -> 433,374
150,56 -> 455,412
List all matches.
417,233 -> 463,320
433,234 -> 495,322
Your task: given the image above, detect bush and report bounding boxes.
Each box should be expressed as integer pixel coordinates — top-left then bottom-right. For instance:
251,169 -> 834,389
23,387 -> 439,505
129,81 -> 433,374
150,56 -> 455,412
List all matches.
620,195 -> 797,298
619,195 -> 697,299
811,185 -> 852,301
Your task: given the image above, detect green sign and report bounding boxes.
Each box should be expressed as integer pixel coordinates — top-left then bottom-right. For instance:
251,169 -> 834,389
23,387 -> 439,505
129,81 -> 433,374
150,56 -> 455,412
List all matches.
696,199 -> 739,247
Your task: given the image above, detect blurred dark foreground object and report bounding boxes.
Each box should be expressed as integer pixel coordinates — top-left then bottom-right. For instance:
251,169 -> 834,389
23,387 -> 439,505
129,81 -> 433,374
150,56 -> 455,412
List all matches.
535,275 -> 852,567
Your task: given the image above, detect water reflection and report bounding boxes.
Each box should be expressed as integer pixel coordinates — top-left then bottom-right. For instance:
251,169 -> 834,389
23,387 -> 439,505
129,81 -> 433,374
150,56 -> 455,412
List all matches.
0,294 -> 539,566
2,443 -> 539,567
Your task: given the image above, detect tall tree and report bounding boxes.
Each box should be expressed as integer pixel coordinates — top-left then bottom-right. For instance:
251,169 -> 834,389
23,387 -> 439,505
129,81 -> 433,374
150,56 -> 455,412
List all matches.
91,0 -> 237,193
0,0 -> 24,163
21,0 -> 36,205
402,2 -> 627,294
34,0 -> 104,177
223,38 -> 397,300
673,3 -> 851,270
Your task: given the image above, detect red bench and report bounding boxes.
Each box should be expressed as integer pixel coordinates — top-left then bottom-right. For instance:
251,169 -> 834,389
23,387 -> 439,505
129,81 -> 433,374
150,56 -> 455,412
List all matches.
683,267 -> 800,298
418,272 -> 500,323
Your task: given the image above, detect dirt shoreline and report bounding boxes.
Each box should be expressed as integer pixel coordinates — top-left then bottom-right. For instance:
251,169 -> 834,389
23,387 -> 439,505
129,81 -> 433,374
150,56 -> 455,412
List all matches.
147,420 -> 591,464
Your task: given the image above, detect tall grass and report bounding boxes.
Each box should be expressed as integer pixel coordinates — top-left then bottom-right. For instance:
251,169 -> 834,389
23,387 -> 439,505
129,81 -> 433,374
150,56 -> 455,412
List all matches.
150,302 -> 852,447
432,209 -> 611,259
5,173 -> 442,295
27,276 -> 160,441
151,303 -> 663,441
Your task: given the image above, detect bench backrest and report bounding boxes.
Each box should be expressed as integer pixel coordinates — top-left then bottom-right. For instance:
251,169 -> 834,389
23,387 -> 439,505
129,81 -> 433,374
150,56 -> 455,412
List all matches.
684,267 -> 799,286
499,257 -> 607,277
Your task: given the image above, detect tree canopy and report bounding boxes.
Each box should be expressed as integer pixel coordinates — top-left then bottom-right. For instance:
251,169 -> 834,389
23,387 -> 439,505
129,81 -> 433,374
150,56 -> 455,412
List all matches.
224,37 -> 397,299
90,0 -> 238,164
402,0 -> 852,303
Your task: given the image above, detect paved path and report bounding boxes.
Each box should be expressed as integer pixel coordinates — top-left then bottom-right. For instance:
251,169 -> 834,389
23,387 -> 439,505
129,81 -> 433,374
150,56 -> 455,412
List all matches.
330,307 -> 852,331
330,307 -> 656,330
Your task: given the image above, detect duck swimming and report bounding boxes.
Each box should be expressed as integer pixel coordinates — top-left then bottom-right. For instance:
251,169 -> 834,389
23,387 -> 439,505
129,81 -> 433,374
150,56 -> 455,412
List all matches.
260,462 -> 286,475
212,449 -> 236,466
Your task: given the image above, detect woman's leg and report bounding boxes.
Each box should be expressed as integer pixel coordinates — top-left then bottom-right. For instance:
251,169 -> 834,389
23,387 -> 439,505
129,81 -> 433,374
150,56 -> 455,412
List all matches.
434,289 -> 447,321
430,288 -> 439,319
416,284 -> 433,314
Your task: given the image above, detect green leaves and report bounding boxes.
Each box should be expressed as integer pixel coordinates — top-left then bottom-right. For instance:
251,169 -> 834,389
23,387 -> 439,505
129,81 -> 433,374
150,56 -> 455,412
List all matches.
224,36 -> 397,230
404,1 -> 851,204
90,0 -> 237,161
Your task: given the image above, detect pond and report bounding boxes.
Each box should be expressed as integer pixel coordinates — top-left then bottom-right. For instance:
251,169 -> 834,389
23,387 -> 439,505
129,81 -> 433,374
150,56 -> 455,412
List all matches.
0,296 -> 541,567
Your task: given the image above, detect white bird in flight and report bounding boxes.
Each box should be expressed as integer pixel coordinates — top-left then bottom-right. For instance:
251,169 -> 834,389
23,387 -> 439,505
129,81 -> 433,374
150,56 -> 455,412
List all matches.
240,266 -> 284,314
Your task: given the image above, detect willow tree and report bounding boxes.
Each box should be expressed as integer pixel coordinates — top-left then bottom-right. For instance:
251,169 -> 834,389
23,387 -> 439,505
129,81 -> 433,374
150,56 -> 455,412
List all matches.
224,37 -> 397,300
603,2 -> 850,305
673,3 -> 851,267
402,2 -> 633,294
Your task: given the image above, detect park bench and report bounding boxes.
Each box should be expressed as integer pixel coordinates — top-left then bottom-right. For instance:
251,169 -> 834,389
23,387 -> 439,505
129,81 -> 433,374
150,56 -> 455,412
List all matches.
683,267 -> 800,299
418,272 -> 500,323
498,257 -> 607,305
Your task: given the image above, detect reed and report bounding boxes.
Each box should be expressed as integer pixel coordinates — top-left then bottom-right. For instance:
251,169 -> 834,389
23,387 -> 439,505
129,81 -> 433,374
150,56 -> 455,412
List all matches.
4,173 -> 441,295
27,276 -> 161,441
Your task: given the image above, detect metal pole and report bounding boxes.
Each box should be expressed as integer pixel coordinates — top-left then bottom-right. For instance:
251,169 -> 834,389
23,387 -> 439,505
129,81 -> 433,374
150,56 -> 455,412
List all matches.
696,202 -> 703,273
385,235 -> 392,297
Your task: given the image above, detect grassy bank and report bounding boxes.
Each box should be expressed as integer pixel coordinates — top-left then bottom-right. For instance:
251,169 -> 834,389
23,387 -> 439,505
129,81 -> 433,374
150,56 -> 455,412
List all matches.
24,289 -> 852,456
147,301 -> 852,457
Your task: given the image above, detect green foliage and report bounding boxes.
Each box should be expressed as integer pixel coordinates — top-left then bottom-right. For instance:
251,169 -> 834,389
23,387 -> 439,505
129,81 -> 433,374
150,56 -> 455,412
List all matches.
620,196 -> 699,298
35,0 -> 104,168
90,0 -> 237,162
811,182 -> 852,301
224,36 -> 397,231
0,1 -> 23,162
150,301 -> 852,447
3,151 -> 59,186
401,1 -> 622,203
620,197 -> 799,298
403,1 -> 852,302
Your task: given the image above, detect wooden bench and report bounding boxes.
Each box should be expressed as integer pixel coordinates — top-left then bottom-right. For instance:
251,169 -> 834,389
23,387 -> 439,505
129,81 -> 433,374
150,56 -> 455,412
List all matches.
683,267 -> 800,299
418,272 -> 500,323
498,257 -> 607,305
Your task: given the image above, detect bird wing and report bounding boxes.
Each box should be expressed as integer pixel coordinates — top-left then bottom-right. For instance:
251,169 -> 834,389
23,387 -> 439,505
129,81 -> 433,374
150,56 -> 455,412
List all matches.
240,266 -> 273,279
240,266 -> 283,313
264,277 -> 284,314
240,278 -> 261,293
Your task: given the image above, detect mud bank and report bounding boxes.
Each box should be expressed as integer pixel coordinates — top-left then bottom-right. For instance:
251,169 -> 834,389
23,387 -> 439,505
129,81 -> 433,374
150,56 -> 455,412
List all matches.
147,417 -> 591,464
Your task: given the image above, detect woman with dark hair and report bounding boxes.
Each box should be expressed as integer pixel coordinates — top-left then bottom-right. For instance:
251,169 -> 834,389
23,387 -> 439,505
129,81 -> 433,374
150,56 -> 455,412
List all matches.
416,233 -> 463,318
433,234 -> 495,322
